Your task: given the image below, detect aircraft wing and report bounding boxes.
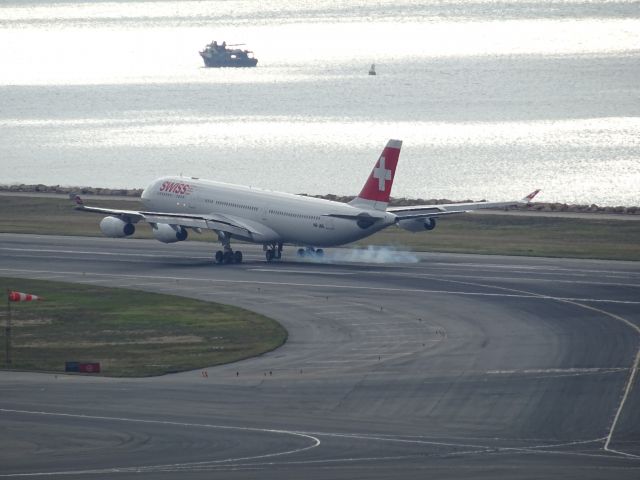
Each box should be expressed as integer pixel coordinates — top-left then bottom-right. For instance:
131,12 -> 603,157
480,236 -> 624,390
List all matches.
388,190 -> 540,220
324,213 -> 385,222
73,205 -> 145,221
75,203 -> 263,237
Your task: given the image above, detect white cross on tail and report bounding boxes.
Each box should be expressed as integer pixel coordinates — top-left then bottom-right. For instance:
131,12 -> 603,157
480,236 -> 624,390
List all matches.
373,156 -> 392,191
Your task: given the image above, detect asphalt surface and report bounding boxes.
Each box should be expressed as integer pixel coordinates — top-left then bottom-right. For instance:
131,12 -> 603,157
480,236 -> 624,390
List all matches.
0,233 -> 639,479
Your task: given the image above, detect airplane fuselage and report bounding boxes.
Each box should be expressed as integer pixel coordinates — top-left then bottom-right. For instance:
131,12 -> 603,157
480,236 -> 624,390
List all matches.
141,176 -> 397,247
76,140 -> 533,264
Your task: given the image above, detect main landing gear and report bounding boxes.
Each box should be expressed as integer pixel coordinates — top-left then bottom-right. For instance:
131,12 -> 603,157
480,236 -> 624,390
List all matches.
214,249 -> 243,264
264,242 -> 283,262
214,232 -> 243,264
296,247 -> 324,259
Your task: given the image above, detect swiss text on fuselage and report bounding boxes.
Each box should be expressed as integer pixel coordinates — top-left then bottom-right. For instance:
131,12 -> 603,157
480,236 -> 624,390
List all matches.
159,181 -> 192,195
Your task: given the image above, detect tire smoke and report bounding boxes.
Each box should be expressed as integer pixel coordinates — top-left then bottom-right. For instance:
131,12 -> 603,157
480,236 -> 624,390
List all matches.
310,246 -> 420,264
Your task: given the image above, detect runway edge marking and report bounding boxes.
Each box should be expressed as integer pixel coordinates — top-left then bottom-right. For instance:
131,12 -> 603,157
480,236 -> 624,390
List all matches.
0,268 -> 637,305
0,408 -> 321,477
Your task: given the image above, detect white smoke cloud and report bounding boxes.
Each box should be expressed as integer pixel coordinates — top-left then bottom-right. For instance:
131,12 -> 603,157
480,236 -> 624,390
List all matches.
307,246 -> 420,264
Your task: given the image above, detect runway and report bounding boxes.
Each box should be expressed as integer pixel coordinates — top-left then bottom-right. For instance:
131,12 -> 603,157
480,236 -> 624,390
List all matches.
1,233 -> 639,479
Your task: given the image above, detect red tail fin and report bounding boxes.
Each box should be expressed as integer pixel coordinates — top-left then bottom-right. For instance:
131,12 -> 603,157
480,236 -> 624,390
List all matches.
350,139 -> 402,211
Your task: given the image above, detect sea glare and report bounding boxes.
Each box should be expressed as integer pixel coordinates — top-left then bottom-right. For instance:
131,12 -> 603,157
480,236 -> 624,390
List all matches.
0,1 -> 638,206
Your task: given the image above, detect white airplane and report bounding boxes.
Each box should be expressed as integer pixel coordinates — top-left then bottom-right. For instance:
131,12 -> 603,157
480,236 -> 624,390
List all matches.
75,140 -> 539,263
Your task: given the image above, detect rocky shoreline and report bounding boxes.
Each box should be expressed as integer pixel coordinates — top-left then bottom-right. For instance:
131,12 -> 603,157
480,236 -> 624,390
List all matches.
1,183 -> 637,215
0,184 -> 144,198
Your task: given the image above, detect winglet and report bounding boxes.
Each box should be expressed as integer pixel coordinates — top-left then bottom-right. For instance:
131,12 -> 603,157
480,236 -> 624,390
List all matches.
69,193 -> 84,206
522,189 -> 540,203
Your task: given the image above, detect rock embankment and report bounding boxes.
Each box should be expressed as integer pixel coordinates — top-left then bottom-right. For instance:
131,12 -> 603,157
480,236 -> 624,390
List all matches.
1,184 -> 637,215
1,184 -> 143,197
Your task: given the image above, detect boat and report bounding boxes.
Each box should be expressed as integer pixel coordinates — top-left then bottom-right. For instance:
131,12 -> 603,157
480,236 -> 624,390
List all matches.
199,41 -> 258,68
368,63 -> 376,75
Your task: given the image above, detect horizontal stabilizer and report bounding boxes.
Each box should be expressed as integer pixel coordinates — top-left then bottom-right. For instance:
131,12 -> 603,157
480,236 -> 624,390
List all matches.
391,210 -> 467,221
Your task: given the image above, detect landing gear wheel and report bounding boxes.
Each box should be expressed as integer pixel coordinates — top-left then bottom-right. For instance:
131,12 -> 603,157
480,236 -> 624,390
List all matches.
263,242 -> 283,263
234,251 -> 243,264
223,251 -> 234,264
215,250 -> 224,264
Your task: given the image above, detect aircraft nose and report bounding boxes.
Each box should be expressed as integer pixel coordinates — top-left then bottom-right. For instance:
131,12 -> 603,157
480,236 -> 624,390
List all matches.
141,180 -> 157,205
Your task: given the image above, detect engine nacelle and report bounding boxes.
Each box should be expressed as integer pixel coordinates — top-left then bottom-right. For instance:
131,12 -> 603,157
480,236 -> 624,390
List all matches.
397,217 -> 437,232
99,216 -> 135,238
152,223 -> 188,243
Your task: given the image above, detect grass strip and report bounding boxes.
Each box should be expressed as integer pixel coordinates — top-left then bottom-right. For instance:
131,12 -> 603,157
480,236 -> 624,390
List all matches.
357,214 -> 640,261
0,195 -> 639,261
0,277 -> 287,377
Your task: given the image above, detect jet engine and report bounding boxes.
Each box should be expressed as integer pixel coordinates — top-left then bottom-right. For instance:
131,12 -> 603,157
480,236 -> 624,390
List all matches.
99,216 -> 135,237
397,217 -> 437,232
152,224 -> 188,243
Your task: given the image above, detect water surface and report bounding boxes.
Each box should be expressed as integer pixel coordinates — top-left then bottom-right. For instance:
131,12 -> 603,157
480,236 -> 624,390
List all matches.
0,1 -> 638,205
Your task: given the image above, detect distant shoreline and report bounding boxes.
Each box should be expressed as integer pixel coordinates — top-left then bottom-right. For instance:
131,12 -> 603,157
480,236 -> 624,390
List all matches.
1,183 -> 638,216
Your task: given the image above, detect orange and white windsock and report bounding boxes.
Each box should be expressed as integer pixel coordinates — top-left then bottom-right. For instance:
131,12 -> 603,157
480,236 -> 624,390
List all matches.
8,291 -> 42,302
